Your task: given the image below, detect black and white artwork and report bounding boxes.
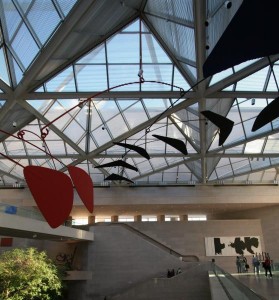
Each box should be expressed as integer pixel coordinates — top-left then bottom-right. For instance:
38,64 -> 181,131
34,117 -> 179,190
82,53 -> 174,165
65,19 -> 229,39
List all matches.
205,236 -> 262,256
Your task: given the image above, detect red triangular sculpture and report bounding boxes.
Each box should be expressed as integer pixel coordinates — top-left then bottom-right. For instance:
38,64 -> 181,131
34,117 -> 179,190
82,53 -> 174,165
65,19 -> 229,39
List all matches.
24,166 -> 73,228
68,166 -> 94,213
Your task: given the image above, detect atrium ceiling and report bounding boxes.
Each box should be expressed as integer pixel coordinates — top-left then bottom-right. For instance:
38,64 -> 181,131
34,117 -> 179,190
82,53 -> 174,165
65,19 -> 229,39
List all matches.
0,0 -> 279,189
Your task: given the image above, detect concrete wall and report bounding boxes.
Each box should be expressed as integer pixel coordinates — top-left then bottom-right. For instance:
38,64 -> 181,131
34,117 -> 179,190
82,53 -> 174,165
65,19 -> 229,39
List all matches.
111,263 -> 211,300
65,218 -> 263,300
4,185 -> 279,208
213,204 -> 279,262
77,225 -> 195,300
130,220 -> 263,273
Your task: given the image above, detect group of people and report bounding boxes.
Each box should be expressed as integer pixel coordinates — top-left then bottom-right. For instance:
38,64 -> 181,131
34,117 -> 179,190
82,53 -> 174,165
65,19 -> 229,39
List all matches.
236,255 -> 249,273
167,267 -> 182,278
236,254 -> 272,278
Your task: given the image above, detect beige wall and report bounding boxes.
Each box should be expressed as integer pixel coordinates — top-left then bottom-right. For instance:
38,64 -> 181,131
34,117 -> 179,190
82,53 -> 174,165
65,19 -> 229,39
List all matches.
3,185 -> 279,207
213,205 -> 279,262
131,220 -> 263,273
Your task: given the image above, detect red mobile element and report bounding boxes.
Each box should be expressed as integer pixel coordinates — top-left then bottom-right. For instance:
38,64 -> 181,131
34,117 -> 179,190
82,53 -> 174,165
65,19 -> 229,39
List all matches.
1,80 -> 186,228
0,130 -> 94,228
24,166 -> 73,228
68,166 -> 94,213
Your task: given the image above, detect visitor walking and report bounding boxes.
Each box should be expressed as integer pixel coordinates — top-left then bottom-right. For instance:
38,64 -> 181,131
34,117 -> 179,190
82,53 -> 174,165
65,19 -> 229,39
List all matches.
252,255 -> 260,274
263,257 -> 272,278
236,256 -> 241,273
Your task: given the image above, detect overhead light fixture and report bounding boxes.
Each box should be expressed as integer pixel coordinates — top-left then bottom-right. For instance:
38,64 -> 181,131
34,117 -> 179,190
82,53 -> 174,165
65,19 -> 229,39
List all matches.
138,69 -> 143,77
205,18 -> 211,27
78,99 -> 85,108
224,1 -> 232,9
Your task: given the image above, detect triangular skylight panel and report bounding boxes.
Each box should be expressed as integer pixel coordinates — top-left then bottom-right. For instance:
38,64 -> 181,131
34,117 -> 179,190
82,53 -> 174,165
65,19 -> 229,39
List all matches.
145,2 -> 196,82
210,155 -> 278,182
266,62 -> 279,91
43,18 -> 191,94
210,59 -> 262,88
263,132 -> 279,153
185,159 -> 202,180
172,106 -> 200,150
210,68 -> 234,86
45,66 -> 76,92
35,85 -> 45,92
0,0 -> 78,84
233,58 -> 261,72
229,169 -> 277,184
235,66 -> 269,91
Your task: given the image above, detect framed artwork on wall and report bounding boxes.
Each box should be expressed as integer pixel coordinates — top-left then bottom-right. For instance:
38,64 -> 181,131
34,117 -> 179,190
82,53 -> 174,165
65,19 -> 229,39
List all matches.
0,237 -> 13,247
205,236 -> 262,256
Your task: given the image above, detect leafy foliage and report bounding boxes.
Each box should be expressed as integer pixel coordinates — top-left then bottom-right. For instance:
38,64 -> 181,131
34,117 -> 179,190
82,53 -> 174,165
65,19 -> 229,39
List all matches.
0,248 -> 63,300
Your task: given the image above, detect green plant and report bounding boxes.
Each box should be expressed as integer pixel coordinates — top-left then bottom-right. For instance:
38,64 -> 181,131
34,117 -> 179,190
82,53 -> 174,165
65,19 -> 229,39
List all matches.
0,247 -> 63,300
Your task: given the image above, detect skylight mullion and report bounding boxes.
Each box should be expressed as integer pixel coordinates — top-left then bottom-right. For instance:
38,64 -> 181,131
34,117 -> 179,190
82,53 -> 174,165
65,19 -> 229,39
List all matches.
115,99 -> 132,131
6,44 -> 25,72
104,40 -> 109,89
237,98 -> 248,142
263,66 -> 272,92
51,0 -> 65,19
12,0 -> 43,49
85,102 -> 92,153
88,131 -> 98,149
169,115 -> 200,153
72,64 -> 78,92
0,43 -> 13,88
141,98 -> 153,120
22,140 -> 32,165
1,0 -> 22,44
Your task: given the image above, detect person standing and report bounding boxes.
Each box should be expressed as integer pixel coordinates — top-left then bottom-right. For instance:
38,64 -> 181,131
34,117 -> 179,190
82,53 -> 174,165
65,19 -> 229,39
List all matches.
236,256 -> 242,273
264,257 -> 272,278
252,255 -> 260,274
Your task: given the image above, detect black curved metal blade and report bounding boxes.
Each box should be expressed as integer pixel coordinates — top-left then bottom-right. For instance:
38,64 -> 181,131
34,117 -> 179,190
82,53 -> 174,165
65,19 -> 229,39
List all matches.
201,111 -> 234,146
95,160 -> 138,172
113,142 -> 150,160
152,134 -> 188,155
252,97 -> 279,132
203,0 -> 279,77
104,173 -> 134,184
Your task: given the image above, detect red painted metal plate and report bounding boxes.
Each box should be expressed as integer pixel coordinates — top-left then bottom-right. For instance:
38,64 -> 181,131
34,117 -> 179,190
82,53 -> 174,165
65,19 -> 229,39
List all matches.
68,166 -> 94,213
24,166 -> 73,228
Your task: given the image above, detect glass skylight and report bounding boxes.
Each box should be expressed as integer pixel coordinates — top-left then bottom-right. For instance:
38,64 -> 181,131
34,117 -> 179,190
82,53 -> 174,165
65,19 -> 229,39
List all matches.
0,3 -> 278,187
